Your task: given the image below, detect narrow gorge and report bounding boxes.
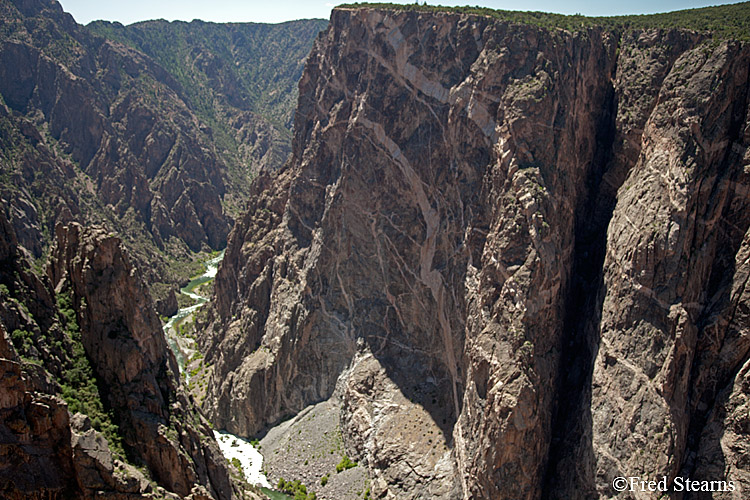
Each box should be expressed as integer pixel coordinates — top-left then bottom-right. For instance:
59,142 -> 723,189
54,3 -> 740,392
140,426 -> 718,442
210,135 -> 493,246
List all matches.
3,0 -> 750,499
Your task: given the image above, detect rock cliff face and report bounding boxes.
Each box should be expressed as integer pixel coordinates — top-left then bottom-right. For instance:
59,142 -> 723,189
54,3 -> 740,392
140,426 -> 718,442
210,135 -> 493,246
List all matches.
0,213 -> 82,497
48,222 -> 240,499
1,0 -> 230,254
0,211 -> 250,499
0,0 -> 325,305
201,6 -> 750,499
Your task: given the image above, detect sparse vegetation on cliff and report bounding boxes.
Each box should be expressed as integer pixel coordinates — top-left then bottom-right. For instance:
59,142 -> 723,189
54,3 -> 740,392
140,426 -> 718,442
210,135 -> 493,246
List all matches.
277,478 -> 317,500
56,290 -> 126,458
229,457 -> 246,481
335,455 -> 357,473
85,17 -> 329,218
340,1 -> 750,40
0,0 -> 327,321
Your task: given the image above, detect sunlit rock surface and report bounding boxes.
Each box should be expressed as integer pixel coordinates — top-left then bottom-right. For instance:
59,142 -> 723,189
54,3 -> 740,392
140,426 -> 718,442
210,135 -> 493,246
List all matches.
200,5 -> 750,499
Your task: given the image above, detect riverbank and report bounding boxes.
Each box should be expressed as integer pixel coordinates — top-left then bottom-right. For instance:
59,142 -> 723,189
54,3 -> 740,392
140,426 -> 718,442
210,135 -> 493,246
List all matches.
162,250 -> 223,376
161,251 -> 280,492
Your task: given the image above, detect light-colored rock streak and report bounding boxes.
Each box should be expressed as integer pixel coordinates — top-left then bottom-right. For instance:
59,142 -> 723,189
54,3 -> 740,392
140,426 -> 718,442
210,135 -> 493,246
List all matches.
382,16 -> 498,139
384,21 -> 450,103
353,113 -> 462,424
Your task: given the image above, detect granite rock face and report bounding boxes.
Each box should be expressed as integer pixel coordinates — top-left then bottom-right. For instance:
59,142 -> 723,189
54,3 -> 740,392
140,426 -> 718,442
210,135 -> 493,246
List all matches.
0,349 -> 79,498
200,6 -> 750,499
573,37 -> 750,499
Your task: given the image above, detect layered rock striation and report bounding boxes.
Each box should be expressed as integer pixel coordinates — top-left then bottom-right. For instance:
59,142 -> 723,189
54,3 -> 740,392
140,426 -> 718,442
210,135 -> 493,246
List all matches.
200,5 -> 750,499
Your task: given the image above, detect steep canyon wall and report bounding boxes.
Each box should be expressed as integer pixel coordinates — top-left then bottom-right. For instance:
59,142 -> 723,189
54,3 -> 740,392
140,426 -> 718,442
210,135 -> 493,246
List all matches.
0,211 -> 252,498
200,6 -> 750,499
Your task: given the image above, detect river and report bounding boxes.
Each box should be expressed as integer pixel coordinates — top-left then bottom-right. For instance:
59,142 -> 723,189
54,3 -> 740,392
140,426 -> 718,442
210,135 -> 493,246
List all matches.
162,251 -> 223,375
161,251 -> 272,489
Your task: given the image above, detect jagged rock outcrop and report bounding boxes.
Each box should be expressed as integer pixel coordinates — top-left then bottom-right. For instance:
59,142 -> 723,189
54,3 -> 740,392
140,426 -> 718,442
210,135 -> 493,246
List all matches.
0,211 -> 251,499
47,222 -> 241,499
1,209 -> 152,499
0,333 -> 151,498
200,5 -> 750,499
0,338 -> 79,498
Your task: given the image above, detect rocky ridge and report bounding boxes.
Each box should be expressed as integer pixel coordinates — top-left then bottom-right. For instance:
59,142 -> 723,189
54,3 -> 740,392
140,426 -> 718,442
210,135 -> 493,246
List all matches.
1,0 -> 229,256
47,222 -> 239,498
199,5 -> 750,499
0,0 -> 326,310
86,17 -> 328,209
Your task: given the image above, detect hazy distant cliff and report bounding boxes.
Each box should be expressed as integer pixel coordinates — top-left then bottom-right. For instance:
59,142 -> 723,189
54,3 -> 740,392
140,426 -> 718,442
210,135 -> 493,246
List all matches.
199,4 -> 750,499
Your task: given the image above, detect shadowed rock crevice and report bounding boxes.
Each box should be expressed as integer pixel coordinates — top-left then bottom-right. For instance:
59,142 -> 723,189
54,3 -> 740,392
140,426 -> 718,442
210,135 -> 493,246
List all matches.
542,73 -> 618,499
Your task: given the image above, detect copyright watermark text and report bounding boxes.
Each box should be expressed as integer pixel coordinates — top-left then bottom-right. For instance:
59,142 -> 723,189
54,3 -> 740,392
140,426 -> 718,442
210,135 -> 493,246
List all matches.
612,476 -> 735,493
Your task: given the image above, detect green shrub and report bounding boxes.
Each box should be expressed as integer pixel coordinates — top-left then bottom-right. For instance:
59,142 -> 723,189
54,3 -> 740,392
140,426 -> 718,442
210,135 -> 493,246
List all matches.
320,474 -> 328,486
56,290 -> 77,328
336,455 -> 357,473
10,329 -> 33,352
277,477 -> 316,500
230,457 -> 245,481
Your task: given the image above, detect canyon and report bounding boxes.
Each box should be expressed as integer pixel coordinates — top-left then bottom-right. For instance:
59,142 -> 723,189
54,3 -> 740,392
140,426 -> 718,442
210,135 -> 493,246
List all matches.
0,0 -> 324,312
3,0 -> 750,499
198,4 -> 750,499
0,210 -> 258,498
0,0 -> 322,497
